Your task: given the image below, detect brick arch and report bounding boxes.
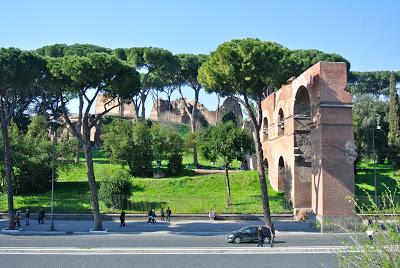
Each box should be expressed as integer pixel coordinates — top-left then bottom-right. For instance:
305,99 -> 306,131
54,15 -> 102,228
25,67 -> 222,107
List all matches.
277,108 -> 285,136
293,85 -> 311,117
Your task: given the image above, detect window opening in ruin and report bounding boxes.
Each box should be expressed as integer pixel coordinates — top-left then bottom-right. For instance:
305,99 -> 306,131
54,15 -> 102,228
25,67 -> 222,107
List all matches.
263,117 -> 268,141
278,109 -> 284,136
294,86 -> 311,118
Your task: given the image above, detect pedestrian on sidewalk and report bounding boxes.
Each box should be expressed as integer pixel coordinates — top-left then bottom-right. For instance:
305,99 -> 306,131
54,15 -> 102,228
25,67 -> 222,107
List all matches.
120,211 -> 126,227
25,209 -> 30,225
166,207 -> 171,222
208,209 -> 216,220
269,222 -> 275,247
160,208 -> 165,221
14,210 -> 21,228
256,226 -> 264,247
38,208 -> 45,224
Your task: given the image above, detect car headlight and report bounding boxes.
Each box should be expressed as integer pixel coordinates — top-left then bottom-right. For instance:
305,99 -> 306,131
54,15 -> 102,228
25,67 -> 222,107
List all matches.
227,235 -> 233,237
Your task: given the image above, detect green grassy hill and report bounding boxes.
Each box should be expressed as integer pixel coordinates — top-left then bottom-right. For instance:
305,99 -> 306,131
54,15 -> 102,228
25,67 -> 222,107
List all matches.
1,151 -> 398,214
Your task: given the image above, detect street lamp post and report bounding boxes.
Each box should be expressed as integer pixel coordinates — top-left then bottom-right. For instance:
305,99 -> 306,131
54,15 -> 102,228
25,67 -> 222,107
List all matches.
372,117 -> 381,207
49,119 -> 60,231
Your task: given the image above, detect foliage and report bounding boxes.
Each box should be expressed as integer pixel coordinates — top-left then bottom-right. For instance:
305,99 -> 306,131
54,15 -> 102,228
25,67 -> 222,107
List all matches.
103,120 -> 153,177
337,187 -> 400,268
198,122 -> 254,166
348,71 -> 398,97
99,170 -> 132,209
388,72 -> 400,168
36,43 -> 111,57
352,94 -> 389,163
290,49 -> 350,77
103,120 -> 184,177
0,120 -> 48,194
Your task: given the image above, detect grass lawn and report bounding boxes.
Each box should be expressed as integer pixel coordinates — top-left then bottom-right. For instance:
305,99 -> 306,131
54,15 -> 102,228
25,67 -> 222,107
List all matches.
0,151 -> 286,214
1,151 -> 398,214
355,161 -> 400,210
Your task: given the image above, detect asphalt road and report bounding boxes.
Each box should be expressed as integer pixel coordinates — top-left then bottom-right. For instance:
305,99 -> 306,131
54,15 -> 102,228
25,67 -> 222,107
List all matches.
0,232 -> 350,248
0,253 -> 338,268
0,232 -> 351,267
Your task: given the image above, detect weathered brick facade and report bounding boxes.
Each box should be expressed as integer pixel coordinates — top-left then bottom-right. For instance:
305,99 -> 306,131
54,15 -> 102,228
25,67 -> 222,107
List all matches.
261,62 -> 357,219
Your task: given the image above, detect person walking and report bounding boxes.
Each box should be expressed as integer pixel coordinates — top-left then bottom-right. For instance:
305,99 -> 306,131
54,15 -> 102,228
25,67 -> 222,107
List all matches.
160,208 -> 165,221
166,207 -> 171,222
25,209 -> 30,225
120,211 -> 126,227
38,208 -> 45,224
269,222 -> 276,247
14,211 -> 21,228
256,226 -> 264,247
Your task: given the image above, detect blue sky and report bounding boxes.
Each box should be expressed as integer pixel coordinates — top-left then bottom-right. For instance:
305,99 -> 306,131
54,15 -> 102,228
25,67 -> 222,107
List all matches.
1,0 -> 399,114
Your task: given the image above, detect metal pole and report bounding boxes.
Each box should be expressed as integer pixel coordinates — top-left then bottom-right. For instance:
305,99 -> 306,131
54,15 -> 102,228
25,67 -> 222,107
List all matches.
49,123 -> 56,231
372,127 -> 378,206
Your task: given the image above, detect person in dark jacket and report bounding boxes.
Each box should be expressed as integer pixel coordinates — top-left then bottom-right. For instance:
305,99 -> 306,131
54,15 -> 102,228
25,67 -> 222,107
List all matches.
38,208 -> 45,224
120,211 -> 126,227
257,226 -> 264,247
166,207 -> 171,222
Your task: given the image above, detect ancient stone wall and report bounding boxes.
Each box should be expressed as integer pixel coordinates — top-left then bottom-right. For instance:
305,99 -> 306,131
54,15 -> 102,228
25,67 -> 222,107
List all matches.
261,62 -> 356,220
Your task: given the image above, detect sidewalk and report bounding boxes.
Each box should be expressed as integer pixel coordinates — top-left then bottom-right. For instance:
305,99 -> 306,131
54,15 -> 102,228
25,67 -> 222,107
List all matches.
0,219 -> 317,235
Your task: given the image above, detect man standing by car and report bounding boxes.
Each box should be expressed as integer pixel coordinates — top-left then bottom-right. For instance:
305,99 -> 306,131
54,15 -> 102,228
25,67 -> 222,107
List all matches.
256,226 -> 264,247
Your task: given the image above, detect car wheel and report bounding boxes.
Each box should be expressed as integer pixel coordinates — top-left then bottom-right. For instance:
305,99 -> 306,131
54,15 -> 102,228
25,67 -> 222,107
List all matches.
233,237 -> 241,244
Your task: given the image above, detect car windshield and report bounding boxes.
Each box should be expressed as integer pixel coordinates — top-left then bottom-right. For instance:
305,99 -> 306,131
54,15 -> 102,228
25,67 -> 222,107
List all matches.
239,226 -> 255,232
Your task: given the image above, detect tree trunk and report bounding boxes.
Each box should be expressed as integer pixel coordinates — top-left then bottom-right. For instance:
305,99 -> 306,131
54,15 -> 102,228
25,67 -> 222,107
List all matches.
82,125 -> 102,231
216,94 -> 221,122
191,119 -> 199,167
243,95 -> 272,228
225,166 -> 232,207
0,117 -> 15,230
191,91 -> 199,167
253,127 -> 272,227
74,94 -> 83,163
140,93 -> 146,120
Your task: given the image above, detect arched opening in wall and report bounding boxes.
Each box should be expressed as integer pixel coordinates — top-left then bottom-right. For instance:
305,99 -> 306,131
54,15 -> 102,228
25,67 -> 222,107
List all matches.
294,86 -> 311,118
263,158 -> 269,179
278,109 -> 284,136
278,156 -> 292,208
263,117 -> 269,141
293,86 -> 312,209
278,157 -> 285,191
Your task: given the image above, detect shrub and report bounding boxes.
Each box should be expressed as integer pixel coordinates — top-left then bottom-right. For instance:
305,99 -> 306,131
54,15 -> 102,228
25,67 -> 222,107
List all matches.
99,171 -> 132,210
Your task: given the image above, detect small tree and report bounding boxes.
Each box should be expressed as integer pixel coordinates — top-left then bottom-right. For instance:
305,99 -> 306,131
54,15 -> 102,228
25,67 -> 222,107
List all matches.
99,171 -> 132,210
198,122 -> 254,207
103,120 -> 153,177
388,72 -> 400,168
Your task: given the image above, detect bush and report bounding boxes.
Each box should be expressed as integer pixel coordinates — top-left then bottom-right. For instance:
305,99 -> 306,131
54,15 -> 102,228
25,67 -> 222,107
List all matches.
167,153 -> 183,175
99,171 -> 132,209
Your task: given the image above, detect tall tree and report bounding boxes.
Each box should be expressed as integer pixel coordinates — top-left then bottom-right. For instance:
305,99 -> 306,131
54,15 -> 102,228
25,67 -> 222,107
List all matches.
199,122 -> 254,207
348,71 -> 393,97
177,54 -> 208,167
125,47 -> 178,119
47,53 -> 141,230
36,44 -> 112,162
388,72 -> 400,168
199,39 -> 294,227
0,48 -> 46,229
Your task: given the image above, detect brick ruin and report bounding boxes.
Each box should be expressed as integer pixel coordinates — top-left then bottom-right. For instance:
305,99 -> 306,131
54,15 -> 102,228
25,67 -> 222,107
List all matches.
261,62 -> 357,228
149,97 -> 243,127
